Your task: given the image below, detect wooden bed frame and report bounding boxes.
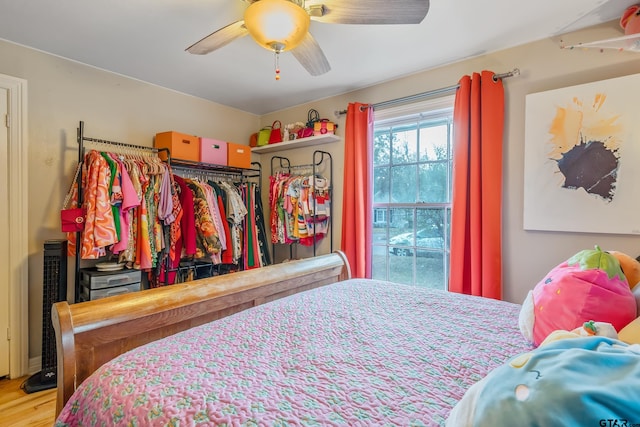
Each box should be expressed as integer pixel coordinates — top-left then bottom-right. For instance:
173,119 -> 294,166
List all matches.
52,251 -> 351,415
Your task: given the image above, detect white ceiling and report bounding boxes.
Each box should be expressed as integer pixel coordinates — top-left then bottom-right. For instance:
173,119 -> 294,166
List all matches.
0,0 -> 633,115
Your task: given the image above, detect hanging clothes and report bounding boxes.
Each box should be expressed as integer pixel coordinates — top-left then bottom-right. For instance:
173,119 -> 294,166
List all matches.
269,171 -> 331,247
218,180 -> 248,265
209,181 -> 234,265
67,150 -> 117,259
185,179 -> 222,259
241,182 -> 271,269
67,150 -> 177,271
69,154 -> 268,286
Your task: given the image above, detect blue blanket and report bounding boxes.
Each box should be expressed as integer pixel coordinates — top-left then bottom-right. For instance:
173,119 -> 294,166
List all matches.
447,337 -> 640,426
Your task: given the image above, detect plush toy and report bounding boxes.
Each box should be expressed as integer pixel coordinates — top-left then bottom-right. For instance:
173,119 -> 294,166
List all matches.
620,4 -> 640,35
540,321 -> 618,347
608,250 -> 640,290
519,246 -> 637,346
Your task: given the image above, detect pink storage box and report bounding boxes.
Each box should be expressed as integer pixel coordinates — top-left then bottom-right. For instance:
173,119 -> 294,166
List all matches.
199,137 -> 228,165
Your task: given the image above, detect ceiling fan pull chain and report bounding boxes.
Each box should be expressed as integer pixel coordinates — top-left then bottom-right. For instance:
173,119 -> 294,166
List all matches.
274,51 -> 281,81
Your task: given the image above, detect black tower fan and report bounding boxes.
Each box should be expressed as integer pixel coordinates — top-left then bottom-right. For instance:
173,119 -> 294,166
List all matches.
23,240 -> 67,393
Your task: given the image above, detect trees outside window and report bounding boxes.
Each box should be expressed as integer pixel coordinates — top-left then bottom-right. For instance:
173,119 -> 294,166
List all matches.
372,101 -> 453,289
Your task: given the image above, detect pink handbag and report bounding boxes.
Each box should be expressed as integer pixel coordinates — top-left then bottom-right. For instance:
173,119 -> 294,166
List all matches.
298,109 -> 319,138
60,163 -> 86,233
61,208 -> 86,232
297,127 -> 314,139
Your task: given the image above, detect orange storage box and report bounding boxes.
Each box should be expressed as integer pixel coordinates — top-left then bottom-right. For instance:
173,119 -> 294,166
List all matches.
227,142 -> 251,169
154,131 -> 200,162
199,137 -> 227,166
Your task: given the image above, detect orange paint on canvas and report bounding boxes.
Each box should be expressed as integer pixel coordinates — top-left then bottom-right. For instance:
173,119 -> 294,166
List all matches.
548,106 -> 583,160
548,94 -> 622,159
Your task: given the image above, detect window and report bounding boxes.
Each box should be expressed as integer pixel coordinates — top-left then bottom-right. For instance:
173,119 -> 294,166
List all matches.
373,208 -> 386,226
371,96 -> 454,289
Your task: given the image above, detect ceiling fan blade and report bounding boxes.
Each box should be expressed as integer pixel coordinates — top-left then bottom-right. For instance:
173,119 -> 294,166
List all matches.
291,33 -> 331,76
186,21 -> 249,55
307,0 -> 429,25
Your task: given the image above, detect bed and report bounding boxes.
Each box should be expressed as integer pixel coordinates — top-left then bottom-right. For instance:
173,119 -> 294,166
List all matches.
52,251 -> 533,425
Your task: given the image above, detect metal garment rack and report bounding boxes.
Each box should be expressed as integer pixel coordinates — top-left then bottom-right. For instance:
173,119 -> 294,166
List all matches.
165,159 -> 263,284
169,158 -> 262,183
270,150 -> 333,259
74,121 -> 263,292
74,120 -> 169,302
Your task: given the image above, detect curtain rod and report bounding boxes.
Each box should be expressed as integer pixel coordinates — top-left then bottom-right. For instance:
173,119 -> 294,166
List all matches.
334,68 -> 520,117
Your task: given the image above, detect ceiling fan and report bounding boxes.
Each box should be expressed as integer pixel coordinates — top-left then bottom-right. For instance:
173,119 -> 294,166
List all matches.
186,0 -> 430,77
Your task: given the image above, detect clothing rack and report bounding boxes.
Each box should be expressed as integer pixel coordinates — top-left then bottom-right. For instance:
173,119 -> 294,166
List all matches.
74,120 -> 169,301
76,121 -> 168,205
270,150 -> 333,258
166,157 -> 264,285
74,121 -> 267,294
170,160 -> 262,184
162,160 -> 264,284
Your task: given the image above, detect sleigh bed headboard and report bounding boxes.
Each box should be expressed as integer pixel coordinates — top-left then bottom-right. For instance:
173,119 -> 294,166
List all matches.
52,251 -> 351,415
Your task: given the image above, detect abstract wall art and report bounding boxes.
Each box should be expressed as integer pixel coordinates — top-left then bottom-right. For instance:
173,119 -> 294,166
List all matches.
523,73 -> 640,235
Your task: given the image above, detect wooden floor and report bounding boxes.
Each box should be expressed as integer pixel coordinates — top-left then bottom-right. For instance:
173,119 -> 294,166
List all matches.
0,376 -> 56,426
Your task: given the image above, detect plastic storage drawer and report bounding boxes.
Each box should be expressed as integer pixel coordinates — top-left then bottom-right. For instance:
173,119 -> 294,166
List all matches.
80,282 -> 141,301
79,268 -> 142,301
80,269 -> 141,290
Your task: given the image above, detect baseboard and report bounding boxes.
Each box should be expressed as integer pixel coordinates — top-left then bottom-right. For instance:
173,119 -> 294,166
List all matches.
28,356 -> 41,375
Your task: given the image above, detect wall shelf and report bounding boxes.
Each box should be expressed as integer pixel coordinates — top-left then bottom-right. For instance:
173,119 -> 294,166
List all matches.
251,133 -> 340,154
561,33 -> 640,52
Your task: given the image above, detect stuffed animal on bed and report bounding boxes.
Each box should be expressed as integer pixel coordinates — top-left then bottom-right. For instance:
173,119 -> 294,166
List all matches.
519,246 -> 637,346
446,336 -> 640,426
609,250 -> 640,290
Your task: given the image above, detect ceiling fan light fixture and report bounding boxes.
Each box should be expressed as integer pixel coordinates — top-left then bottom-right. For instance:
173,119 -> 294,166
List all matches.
244,0 -> 310,52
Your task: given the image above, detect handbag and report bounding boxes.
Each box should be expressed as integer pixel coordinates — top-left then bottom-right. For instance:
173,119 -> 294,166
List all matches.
249,132 -> 258,147
314,119 -> 336,136
306,109 -> 320,129
298,109 -> 320,139
269,120 -> 283,144
60,163 -> 86,233
297,127 -> 314,139
257,126 -> 271,146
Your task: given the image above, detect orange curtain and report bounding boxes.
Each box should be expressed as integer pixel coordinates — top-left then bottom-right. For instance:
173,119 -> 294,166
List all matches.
341,102 -> 373,278
450,71 -> 504,299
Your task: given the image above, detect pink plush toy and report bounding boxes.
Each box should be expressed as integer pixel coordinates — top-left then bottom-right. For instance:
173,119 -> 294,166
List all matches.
620,4 -> 640,35
519,246 -> 637,346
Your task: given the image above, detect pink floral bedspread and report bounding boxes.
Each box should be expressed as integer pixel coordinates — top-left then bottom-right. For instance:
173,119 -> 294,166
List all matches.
55,279 -> 532,426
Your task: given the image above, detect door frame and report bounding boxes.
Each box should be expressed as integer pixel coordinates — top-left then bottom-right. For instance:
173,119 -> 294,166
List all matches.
0,73 -> 28,378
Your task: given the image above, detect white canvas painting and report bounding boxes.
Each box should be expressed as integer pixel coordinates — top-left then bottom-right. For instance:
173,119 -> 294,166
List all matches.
523,73 -> 640,235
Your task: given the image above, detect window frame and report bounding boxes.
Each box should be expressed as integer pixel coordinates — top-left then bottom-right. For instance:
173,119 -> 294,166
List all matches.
371,95 -> 455,289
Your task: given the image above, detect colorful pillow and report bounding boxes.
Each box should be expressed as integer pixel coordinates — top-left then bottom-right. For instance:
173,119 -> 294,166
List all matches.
519,246 -> 637,346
